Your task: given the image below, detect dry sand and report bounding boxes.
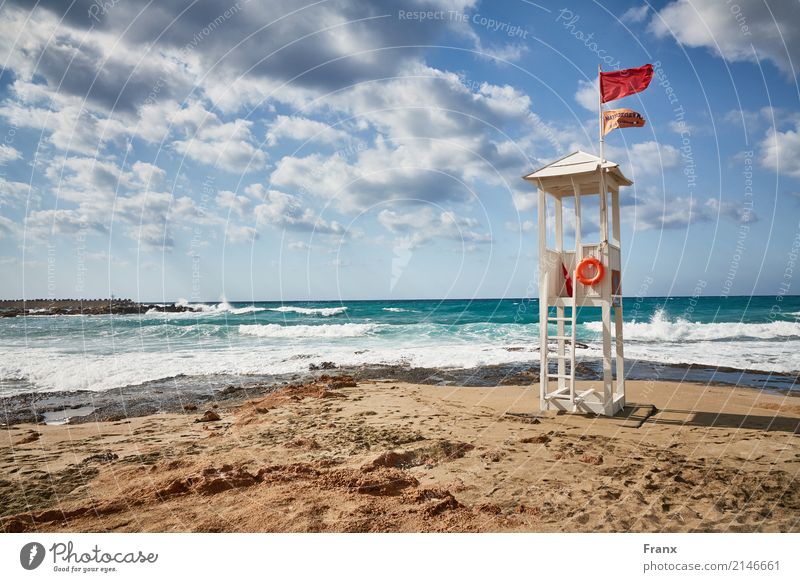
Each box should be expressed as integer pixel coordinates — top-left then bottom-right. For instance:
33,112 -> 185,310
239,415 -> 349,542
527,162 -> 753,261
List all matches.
1,377 -> 798,532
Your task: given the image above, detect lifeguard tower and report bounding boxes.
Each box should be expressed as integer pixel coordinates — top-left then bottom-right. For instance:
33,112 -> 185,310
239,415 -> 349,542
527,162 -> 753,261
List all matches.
523,151 -> 630,416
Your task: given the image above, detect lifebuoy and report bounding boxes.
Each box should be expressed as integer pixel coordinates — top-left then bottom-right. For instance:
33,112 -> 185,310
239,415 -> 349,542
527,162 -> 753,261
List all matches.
575,257 -> 605,286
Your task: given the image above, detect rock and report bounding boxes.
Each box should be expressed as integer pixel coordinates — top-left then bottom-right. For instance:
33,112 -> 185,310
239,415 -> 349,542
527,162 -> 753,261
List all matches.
195,410 -> 221,423
13,431 -> 40,445
520,435 -> 551,444
480,449 -> 505,462
579,454 -> 604,465
81,451 -> 119,464
183,404 -> 198,411
369,450 -> 416,469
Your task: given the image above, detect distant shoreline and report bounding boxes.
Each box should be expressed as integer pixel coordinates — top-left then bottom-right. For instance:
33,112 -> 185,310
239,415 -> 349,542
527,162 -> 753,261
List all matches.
0,299 -> 192,317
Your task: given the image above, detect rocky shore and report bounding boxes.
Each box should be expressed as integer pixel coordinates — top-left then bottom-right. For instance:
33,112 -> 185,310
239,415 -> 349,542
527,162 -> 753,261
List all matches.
0,298 -> 196,317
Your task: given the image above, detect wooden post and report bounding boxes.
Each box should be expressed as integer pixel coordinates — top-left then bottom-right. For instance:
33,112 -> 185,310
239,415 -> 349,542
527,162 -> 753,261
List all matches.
599,170 -> 609,244
554,196 -> 565,391
614,302 -> 625,403
611,184 -> 621,247
538,186 -> 548,410
602,301 -> 613,410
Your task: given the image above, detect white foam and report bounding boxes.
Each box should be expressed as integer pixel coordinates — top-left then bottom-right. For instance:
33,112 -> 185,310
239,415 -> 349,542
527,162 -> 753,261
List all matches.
166,300 -> 265,315
267,306 -> 348,316
583,309 -> 800,342
383,307 -> 409,312
239,323 -> 376,338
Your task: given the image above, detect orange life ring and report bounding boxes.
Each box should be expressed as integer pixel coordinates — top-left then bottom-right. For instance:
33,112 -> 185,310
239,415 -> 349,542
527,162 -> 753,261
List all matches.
575,257 -> 605,286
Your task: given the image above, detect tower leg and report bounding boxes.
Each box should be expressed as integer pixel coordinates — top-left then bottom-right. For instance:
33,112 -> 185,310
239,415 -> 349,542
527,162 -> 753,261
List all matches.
614,301 -> 625,406
557,305 -> 565,392
539,287 -> 549,411
602,301 -> 613,413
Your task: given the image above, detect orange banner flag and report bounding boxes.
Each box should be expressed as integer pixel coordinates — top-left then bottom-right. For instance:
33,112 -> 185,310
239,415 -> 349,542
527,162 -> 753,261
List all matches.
602,108 -> 646,136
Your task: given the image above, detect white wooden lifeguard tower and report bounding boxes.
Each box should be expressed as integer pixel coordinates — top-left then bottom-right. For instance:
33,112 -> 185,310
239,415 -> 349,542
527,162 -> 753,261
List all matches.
523,151 -> 630,416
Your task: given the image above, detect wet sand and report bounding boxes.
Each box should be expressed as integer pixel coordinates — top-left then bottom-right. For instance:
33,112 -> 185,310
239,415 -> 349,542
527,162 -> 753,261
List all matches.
1,377 -> 798,532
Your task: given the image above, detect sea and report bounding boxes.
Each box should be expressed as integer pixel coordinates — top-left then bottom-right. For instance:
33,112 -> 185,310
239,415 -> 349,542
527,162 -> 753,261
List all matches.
1,296 -> 799,397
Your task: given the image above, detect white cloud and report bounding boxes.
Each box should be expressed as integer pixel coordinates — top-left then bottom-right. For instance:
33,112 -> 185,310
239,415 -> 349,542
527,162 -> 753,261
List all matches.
650,0 -> 800,76
605,141 -> 680,180
248,184 -> 345,235
225,224 -> 258,244
0,177 -> 33,207
621,5 -> 650,24
627,192 -> 755,231
172,114 -> 267,173
0,215 -> 17,239
705,198 -> 758,223
288,241 -> 311,251
505,220 -> 535,233
760,122 -> 800,178
266,115 -> 348,146
271,66 -> 566,213
575,79 -> 598,112
378,207 -> 491,248
216,190 -> 253,218
0,144 -> 21,164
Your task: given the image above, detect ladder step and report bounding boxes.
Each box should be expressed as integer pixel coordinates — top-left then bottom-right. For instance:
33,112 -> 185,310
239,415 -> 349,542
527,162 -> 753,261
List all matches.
547,317 -> 572,321
545,392 -> 573,401
547,373 -> 572,379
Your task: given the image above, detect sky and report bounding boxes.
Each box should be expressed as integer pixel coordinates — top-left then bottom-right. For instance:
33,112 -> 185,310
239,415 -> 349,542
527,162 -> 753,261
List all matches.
0,0 -> 799,302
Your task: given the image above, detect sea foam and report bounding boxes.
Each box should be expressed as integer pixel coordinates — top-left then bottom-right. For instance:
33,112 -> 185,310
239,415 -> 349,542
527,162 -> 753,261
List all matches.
267,306 -> 348,316
239,323 -> 375,338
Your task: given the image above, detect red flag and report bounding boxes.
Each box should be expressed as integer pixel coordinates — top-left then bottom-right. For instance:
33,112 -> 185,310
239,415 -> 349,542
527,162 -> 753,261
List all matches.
602,108 -> 646,136
600,64 -> 653,103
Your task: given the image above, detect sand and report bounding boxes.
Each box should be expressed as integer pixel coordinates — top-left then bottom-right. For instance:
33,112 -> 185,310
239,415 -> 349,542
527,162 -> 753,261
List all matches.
1,377 -> 798,533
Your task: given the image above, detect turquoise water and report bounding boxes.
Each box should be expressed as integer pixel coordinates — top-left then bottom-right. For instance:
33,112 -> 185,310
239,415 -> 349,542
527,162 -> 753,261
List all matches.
1,296 -> 799,395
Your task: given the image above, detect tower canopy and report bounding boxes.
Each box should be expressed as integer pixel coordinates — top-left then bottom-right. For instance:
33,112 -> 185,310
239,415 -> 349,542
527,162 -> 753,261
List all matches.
523,150 -> 632,197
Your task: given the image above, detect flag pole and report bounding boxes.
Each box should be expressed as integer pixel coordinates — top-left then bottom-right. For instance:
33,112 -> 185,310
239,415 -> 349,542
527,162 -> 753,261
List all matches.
598,63 -> 608,243
598,63 -> 604,163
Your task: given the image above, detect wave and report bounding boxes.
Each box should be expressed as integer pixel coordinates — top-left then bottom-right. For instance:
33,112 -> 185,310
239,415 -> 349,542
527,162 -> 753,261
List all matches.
583,309 -> 800,342
170,299 -> 265,315
383,307 -> 409,312
239,323 -> 376,339
267,306 -> 348,316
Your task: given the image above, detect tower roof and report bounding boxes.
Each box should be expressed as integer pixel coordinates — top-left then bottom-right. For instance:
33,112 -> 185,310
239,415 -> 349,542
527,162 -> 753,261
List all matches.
523,150 -> 632,189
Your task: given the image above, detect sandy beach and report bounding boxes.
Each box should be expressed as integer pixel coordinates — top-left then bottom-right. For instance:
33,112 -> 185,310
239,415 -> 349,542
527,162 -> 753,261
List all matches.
1,377 -> 797,533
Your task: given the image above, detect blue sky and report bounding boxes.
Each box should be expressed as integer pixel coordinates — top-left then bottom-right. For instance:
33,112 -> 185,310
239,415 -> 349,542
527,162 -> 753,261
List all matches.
0,0 -> 799,301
